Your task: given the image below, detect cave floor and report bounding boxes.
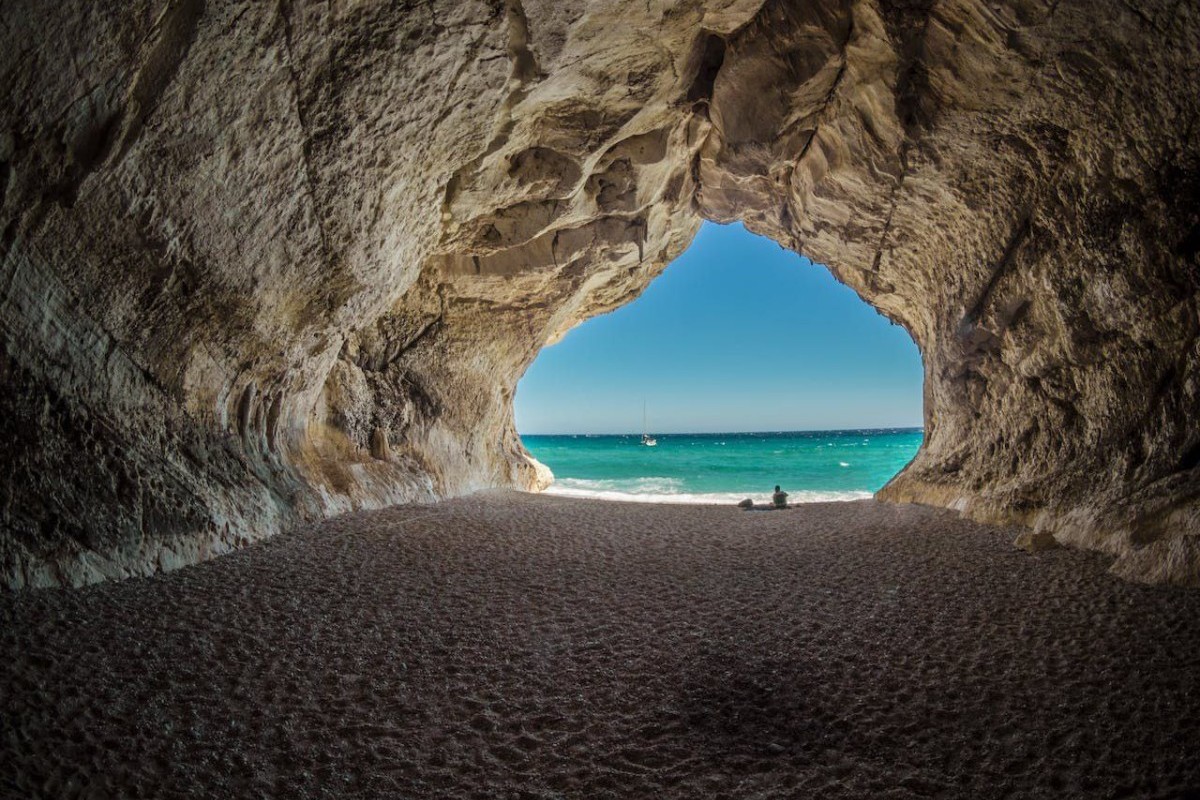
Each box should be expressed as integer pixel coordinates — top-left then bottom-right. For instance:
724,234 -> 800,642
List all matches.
3,493 -> 1200,800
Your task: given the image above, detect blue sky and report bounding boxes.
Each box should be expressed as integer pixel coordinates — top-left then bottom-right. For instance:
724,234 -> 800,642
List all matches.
514,222 -> 924,434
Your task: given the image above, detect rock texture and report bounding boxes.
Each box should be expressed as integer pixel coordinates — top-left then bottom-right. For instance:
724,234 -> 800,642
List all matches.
1,0 -> 1197,587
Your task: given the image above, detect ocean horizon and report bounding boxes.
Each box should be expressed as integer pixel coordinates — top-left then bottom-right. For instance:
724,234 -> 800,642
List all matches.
522,427 -> 924,505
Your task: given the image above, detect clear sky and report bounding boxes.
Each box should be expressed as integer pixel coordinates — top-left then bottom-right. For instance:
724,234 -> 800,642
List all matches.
514,222 -> 924,435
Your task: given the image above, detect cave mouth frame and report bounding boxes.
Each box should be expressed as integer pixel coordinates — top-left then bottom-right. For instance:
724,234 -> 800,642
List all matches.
513,220 -> 926,504
0,0 -> 1197,588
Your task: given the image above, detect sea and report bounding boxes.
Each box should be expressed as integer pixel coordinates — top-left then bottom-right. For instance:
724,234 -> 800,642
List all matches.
521,428 -> 924,505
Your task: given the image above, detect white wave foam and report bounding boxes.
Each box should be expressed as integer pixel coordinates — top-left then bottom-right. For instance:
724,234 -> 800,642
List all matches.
554,477 -> 685,494
543,483 -> 872,505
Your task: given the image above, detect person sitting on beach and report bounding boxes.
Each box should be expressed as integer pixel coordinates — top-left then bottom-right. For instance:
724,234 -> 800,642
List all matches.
772,485 -> 788,508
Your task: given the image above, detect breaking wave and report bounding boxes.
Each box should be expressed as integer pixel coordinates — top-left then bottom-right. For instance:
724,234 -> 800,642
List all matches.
544,477 -> 871,505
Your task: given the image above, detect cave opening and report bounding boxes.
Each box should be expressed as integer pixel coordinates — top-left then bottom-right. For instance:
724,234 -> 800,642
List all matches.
514,221 -> 924,505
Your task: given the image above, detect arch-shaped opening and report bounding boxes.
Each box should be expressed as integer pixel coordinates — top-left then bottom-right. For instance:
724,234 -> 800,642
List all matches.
515,222 -> 924,505
0,0 -> 1196,589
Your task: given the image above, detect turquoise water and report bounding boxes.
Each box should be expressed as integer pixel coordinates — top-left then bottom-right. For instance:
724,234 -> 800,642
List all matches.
522,428 -> 924,504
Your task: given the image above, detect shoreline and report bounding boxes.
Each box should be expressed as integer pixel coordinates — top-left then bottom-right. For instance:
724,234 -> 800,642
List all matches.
540,484 -> 875,505
521,427 -> 922,511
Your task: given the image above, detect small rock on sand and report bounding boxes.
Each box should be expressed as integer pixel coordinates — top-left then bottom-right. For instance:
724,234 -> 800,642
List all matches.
1014,530 -> 1062,553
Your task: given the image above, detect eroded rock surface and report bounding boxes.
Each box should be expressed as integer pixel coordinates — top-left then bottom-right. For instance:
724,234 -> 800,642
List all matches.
1,0 -> 1197,586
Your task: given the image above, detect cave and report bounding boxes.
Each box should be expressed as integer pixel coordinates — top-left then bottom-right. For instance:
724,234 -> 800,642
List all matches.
4,2 -> 1200,795
1,0 -> 1198,592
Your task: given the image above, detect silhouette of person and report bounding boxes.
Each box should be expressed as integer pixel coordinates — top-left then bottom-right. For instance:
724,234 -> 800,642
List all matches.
772,485 -> 788,508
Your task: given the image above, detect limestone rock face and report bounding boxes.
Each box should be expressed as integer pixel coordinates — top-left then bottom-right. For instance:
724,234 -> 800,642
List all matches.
1,0 -> 1197,587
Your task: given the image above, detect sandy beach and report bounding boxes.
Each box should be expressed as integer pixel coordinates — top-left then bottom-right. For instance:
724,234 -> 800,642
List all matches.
3,492 -> 1199,799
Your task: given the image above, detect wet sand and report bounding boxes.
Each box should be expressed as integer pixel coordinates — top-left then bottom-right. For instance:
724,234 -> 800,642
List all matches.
3,492 -> 1199,799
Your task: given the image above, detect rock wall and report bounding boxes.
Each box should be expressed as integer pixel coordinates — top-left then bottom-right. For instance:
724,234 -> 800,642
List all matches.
1,0 -> 1197,587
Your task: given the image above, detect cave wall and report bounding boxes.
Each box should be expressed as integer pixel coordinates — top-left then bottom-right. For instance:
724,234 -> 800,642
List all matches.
1,0 -> 1197,587
690,0 -> 1200,581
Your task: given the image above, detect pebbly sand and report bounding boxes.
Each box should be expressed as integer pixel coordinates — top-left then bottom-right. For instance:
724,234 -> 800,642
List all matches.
3,492 -> 1199,799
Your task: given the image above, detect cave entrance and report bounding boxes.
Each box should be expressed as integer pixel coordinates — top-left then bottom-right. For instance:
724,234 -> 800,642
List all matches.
514,222 -> 924,505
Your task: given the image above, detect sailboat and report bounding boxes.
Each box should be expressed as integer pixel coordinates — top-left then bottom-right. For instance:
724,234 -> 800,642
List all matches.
641,401 -> 657,447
